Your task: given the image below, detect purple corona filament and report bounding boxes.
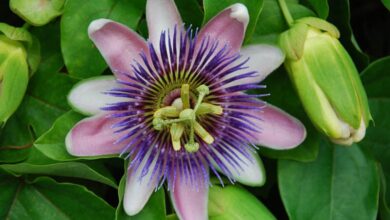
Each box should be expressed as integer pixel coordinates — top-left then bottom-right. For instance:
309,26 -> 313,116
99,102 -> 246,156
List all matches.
102,27 -> 265,191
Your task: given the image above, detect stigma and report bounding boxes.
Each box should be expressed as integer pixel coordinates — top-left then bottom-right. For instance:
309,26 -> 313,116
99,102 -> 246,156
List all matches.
152,84 -> 223,153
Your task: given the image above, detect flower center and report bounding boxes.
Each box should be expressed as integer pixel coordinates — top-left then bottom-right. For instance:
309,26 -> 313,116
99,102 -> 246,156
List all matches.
152,84 -> 223,153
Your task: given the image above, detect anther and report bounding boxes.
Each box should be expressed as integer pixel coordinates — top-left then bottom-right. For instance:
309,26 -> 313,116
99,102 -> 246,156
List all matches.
194,84 -> 210,111
184,142 -> 199,153
154,106 -> 180,118
196,84 -> 210,95
196,103 -> 223,115
194,121 -> 214,144
179,109 -> 196,121
170,123 -> 184,151
153,118 -> 165,130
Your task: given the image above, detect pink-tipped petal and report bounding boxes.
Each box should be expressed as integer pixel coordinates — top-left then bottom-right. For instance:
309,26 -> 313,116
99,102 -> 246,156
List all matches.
171,177 -> 208,220
146,0 -> 182,48
213,149 -> 266,186
88,19 -> 148,80
65,114 -> 124,156
254,104 -> 306,149
123,152 -> 158,216
198,3 -> 249,53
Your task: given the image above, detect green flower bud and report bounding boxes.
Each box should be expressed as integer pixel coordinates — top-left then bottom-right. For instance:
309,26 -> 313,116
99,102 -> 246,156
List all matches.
279,17 -> 372,146
10,0 -> 65,26
0,23 -> 38,124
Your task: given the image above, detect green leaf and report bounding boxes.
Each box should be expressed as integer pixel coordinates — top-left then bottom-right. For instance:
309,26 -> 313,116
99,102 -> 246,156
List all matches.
0,20 -> 70,163
0,68 -> 77,151
359,57 -> 390,219
202,0 -> 264,43
61,0 -> 145,78
0,122 -> 32,163
382,0 -> 390,11
327,0 -> 369,70
0,175 -> 115,220
258,69 -> 320,162
26,35 -> 41,75
361,56 -> 390,99
379,167 -> 390,220
19,20 -> 73,136
360,99 -> 390,219
278,141 -> 379,220
208,185 -> 276,220
175,0 -> 204,28
300,0 -> 329,19
116,164 -> 166,220
0,148 -> 117,188
34,111 -> 84,161
251,0 -> 315,44
166,214 -> 179,220
10,0 -> 65,26
30,20 -> 64,75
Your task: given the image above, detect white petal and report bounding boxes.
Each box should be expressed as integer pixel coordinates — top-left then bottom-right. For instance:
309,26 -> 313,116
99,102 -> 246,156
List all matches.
68,76 -> 126,115
226,44 -> 285,86
146,0 -> 182,48
242,44 -> 285,81
123,151 -> 159,215
213,148 -> 266,186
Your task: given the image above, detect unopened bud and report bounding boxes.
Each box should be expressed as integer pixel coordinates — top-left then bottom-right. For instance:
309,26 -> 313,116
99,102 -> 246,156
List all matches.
0,23 -> 31,124
279,17 -> 372,145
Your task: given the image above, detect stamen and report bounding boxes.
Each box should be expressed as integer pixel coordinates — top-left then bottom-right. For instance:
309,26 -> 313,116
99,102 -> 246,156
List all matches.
196,103 -> 223,115
179,109 -> 196,121
154,106 -> 180,118
153,118 -> 165,130
184,142 -> 200,153
152,84 -> 220,152
194,121 -> 214,144
179,109 -> 198,149
170,123 -> 184,151
194,84 -> 210,111
184,123 -> 199,153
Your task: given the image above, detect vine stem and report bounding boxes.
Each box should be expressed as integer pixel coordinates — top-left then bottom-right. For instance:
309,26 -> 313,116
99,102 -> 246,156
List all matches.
278,0 -> 294,27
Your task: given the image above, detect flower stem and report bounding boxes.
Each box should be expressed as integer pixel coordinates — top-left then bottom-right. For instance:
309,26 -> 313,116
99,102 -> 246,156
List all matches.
278,0 -> 294,27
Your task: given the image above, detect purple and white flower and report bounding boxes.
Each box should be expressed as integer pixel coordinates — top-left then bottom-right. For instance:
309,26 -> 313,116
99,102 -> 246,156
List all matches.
65,0 -> 306,219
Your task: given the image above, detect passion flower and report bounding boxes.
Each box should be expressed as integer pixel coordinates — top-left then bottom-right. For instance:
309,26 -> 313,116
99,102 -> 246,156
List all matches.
65,0 -> 306,218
